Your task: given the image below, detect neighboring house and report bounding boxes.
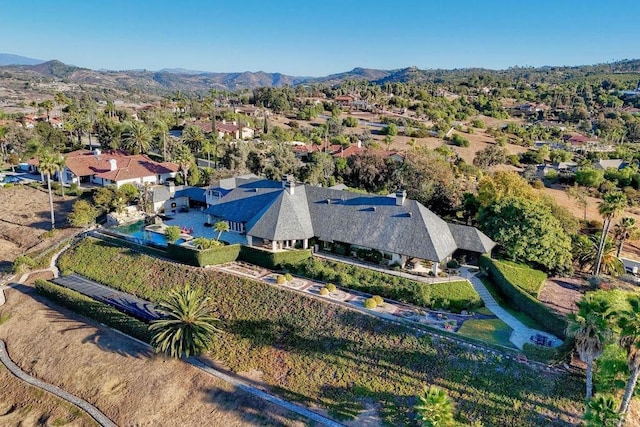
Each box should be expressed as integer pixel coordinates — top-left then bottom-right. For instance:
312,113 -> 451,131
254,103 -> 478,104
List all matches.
594,159 -> 628,171
565,135 -> 615,153
192,120 -> 255,140
234,106 -> 270,117
28,149 -> 179,188
334,95 -> 356,107
200,175 -> 494,272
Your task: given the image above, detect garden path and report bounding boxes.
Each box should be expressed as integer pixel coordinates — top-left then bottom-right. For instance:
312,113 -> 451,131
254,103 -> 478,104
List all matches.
459,268 -> 561,349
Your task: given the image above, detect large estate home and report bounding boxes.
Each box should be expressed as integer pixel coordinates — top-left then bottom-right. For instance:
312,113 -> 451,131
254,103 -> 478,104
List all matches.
29,149 -> 179,188
166,175 -> 494,272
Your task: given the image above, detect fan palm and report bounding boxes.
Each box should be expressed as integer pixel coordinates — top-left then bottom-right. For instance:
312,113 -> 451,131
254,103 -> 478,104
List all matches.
595,192 -> 627,275
414,386 -> 455,427
614,217 -> 636,257
173,144 -> 193,184
38,152 -> 59,229
213,220 -> 229,241
149,285 -> 220,358
122,121 -> 152,154
583,394 -> 621,427
55,153 -> 66,197
575,234 -> 624,277
566,295 -> 612,399
182,125 -> 205,153
616,295 -> 640,419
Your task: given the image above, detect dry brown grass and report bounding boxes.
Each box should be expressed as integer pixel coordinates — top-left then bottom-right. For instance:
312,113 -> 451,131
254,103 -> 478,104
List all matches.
0,186 -> 79,269
0,364 -> 98,427
0,286 -> 306,427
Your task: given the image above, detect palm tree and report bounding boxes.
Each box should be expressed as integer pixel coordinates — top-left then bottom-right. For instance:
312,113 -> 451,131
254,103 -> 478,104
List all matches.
173,144 -> 193,185
595,191 -> 627,275
38,152 -> 58,230
122,121 -> 152,154
583,394 -> 621,427
414,386 -> 455,427
213,221 -> 229,241
40,99 -> 54,121
566,295 -> 612,400
149,284 -> 220,358
616,295 -> 640,419
55,153 -> 66,197
153,118 -> 169,160
576,234 -> 624,277
182,125 -> 205,154
614,217 -> 636,257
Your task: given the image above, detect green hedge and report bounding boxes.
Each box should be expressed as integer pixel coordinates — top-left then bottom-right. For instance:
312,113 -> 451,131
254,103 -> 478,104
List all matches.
490,259 -> 547,297
479,256 -> 566,338
167,243 -> 241,267
239,246 -> 311,269
34,279 -> 152,343
288,257 -> 482,312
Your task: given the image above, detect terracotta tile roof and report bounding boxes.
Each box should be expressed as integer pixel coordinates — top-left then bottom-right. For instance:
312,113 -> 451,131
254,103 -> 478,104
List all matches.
333,145 -> 363,158
95,156 -> 178,181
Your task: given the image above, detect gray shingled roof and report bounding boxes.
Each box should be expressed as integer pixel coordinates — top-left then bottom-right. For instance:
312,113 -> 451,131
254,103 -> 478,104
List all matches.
448,223 -> 495,254
200,177 -> 492,262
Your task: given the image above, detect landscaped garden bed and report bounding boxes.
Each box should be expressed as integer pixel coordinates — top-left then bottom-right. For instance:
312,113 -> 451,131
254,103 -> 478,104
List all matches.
286,257 -> 482,312
56,237 -> 584,426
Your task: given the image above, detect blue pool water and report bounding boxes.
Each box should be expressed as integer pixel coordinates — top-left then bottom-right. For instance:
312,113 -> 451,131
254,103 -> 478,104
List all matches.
111,221 -> 185,247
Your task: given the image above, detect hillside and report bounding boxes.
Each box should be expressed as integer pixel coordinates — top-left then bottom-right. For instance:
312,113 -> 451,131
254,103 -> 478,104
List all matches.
0,53 -> 45,66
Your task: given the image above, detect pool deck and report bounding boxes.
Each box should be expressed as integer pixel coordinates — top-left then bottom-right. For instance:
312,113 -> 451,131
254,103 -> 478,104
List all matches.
161,210 -> 248,245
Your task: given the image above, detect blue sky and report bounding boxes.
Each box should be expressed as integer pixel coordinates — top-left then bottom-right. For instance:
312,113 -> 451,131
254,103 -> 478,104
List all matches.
1,0 -> 639,76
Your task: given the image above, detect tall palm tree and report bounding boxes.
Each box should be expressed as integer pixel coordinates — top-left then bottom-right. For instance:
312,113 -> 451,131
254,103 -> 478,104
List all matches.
595,191 -> 627,275
566,295 -> 612,400
213,220 -> 229,241
576,234 -> 624,277
153,118 -> 169,160
614,217 -> 636,257
583,394 -> 621,427
616,295 -> 640,420
173,144 -> 193,185
122,121 -> 152,155
40,99 -> 54,121
149,284 -> 220,358
55,153 -> 66,197
38,152 -> 58,230
182,125 -> 205,154
414,386 -> 455,427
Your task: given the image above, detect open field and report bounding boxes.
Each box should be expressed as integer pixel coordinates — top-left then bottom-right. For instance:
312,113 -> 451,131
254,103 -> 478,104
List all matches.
0,185 -> 79,271
0,285 -> 307,427
57,238 -> 585,426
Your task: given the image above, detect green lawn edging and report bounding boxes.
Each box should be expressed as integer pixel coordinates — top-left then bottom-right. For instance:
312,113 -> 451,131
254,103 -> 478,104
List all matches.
479,256 -> 567,338
34,279 -> 152,343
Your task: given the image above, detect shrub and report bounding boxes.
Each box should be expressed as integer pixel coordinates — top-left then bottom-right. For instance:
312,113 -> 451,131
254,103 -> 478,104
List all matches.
68,200 -> 97,227
326,283 -> 336,292
319,287 -> 329,296
276,275 -> 286,285
479,256 -> 566,338
11,255 -> 35,273
364,298 -> 377,309
449,133 -> 470,147
3,183 -> 14,188
34,279 -> 151,342
165,225 -> 181,243
284,273 -> 293,282
67,183 -> 82,196
471,119 -> 486,129
447,259 -> 459,269
372,295 -> 384,305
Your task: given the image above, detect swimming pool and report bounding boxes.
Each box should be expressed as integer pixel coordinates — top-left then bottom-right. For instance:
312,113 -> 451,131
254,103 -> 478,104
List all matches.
111,221 -> 185,246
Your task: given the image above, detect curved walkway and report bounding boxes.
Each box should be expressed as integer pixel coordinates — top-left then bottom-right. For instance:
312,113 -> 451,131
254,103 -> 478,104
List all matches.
459,268 -> 561,349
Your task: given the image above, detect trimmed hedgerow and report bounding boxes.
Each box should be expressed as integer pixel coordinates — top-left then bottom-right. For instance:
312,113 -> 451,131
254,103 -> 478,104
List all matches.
239,246 -> 311,269
166,242 -> 241,267
287,257 -> 482,312
489,259 -> 547,297
34,279 -> 151,343
479,256 -> 566,338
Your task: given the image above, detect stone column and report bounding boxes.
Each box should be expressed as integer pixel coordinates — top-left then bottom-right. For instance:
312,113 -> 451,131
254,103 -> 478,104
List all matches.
303,239 -> 308,249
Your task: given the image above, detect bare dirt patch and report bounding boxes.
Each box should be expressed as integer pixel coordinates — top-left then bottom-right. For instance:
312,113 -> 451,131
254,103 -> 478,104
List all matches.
0,186 -> 80,269
538,277 -> 590,316
0,285 -> 306,427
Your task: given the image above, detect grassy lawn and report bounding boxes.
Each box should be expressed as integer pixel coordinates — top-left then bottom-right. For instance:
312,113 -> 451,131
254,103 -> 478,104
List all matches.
480,277 -> 547,330
57,238 -> 584,426
457,319 -> 515,348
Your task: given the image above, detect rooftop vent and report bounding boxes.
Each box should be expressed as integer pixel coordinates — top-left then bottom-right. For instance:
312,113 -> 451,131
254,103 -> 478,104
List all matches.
326,198 -> 331,204
406,212 -> 412,217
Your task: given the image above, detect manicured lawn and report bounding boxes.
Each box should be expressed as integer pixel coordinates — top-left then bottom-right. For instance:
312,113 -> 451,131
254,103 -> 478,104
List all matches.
489,259 -> 548,297
458,319 -> 515,348
58,238 -> 584,426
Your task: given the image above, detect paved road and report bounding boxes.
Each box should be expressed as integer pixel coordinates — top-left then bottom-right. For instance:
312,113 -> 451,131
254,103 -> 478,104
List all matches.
53,274 -> 161,321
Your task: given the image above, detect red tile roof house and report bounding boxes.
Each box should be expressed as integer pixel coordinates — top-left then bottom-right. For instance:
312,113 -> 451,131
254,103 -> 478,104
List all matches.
192,120 -> 255,140
28,149 -> 179,188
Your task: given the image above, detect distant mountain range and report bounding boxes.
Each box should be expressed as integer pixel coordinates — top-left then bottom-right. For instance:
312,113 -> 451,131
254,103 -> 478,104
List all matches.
0,53 -> 45,66
1,53 -> 640,95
